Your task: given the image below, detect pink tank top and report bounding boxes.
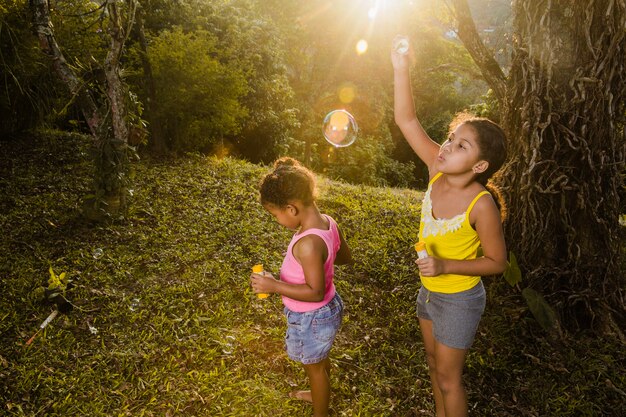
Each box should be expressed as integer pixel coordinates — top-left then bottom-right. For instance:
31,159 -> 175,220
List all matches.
280,214 -> 340,312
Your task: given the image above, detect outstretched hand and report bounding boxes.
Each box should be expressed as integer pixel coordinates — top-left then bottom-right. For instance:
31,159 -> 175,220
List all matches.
390,35 -> 411,71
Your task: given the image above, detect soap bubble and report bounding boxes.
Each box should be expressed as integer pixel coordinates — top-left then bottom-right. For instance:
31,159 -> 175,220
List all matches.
129,298 -> 141,312
393,35 -> 409,55
92,248 -> 103,259
323,110 -> 358,148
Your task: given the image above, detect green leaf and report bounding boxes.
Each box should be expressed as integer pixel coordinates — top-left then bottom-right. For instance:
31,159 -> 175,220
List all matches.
503,251 -> 522,286
522,287 -> 558,332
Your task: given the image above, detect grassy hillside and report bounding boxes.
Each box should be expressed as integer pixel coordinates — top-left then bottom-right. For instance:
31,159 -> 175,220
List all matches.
1,132 -> 624,416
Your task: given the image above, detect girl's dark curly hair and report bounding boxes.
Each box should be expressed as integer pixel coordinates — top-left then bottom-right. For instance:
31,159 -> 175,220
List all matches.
449,113 -> 508,220
259,157 -> 317,208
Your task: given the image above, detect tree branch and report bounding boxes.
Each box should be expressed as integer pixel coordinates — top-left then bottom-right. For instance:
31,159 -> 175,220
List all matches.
449,0 -> 508,104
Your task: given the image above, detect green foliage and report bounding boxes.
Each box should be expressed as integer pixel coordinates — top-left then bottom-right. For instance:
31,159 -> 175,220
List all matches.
47,267 -> 68,292
147,27 -> 248,152
321,134 -> 416,187
1,135 -> 624,416
503,250 -> 522,286
2,0 -> 494,188
126,0 -> 299,160
0,0 -> 63,134
469,88 -> 502,122
522,287 -> 560,334
209,0 -> 299,162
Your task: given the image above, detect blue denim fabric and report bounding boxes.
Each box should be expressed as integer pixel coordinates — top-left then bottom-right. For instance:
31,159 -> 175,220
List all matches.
284,293 -> 343,364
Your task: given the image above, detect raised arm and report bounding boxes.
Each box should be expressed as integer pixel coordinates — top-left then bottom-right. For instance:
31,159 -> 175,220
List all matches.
391,37 -> 440,175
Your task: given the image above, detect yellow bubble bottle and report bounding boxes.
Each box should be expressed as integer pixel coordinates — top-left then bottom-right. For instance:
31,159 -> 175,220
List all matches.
252,264 -> 270,299
414,242 -> 429,259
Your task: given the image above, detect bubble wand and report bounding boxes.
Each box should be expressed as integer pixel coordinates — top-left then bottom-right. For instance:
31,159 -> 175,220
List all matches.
25,309 -> 59,346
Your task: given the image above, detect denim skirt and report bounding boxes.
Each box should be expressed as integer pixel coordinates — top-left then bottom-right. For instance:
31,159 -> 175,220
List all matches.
284,293 -> 343,365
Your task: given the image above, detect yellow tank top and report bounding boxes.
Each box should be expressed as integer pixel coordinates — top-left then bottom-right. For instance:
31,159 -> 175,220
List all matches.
418,172 -> 490,293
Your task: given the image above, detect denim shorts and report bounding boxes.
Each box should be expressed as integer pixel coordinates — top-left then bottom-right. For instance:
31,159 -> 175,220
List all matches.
416,281 -> 485,349
284,293 -> 343,365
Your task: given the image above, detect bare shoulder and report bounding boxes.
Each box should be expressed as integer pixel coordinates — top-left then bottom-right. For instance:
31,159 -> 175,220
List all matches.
469,191 -> 500,225
293,234 -> 327,260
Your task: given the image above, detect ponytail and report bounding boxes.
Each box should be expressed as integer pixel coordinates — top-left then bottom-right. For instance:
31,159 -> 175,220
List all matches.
485,180 -> 507,222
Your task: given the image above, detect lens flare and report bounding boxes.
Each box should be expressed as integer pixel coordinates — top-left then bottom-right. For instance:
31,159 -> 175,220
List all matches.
356,39 -> 368,55
368,7 -> 377,20
338,84 -> 356,104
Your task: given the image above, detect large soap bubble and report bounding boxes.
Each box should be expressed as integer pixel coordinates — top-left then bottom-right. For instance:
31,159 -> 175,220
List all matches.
322,110 -> 358,148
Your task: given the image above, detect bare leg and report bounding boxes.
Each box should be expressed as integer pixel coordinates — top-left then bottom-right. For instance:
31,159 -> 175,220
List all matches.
419,318 -> 446,417
293,358 -> 330,417
434,341 -> 468,417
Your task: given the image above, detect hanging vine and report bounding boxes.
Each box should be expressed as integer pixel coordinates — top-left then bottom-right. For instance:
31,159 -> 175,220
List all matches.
451,0 -> 625,332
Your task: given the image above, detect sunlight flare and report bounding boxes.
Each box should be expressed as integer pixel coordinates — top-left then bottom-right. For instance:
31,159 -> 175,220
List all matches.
338,83 -> 356,104
356,39 -> 368,55
368,6 -> 377,20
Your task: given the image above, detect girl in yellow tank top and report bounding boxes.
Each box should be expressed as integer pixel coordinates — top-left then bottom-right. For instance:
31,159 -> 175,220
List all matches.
393,37 -> 509,417
418,172 -> 490,293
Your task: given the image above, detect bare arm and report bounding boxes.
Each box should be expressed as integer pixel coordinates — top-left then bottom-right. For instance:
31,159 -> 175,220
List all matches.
417,195 -> 507,276
250,235 -> 328,302
391,39 -> 440,175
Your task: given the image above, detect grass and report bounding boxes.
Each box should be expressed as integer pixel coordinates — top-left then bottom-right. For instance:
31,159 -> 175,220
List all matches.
0,131 -> 624,416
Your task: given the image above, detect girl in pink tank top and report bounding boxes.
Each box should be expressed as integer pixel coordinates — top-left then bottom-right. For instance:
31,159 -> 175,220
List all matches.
250,157 -> 352,417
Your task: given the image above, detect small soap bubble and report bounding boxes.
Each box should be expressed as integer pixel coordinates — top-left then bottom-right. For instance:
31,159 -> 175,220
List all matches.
92,248 -> 103,259
129,298 -> 141,312
393,36 -> 409,55
322,110 -> 358,148
222,335 -> 236,355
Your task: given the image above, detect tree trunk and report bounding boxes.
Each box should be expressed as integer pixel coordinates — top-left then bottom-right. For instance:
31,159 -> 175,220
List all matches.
449,0 -> 507,103
104,2 -> 133,147
30,0 -> 101,137
30,0 -> 138,219
133,4 -> 167,154
452,0 -> 625,332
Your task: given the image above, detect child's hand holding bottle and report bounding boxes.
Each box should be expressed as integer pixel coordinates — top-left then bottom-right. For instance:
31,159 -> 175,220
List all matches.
414,243 -> 445,277
250,264 -> 276,299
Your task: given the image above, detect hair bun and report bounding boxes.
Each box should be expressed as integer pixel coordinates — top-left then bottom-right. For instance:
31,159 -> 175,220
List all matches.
273,156 -> 300,169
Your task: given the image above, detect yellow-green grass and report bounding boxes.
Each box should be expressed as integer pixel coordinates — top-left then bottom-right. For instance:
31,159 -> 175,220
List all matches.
0,132 -> 623,416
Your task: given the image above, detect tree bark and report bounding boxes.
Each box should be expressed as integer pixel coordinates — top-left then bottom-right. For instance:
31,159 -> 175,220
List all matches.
30,0 -> 139,218
132,4 -> 167,154
30,0 -> 101,137
450,0 -> 625,332
104,2 -> 135,148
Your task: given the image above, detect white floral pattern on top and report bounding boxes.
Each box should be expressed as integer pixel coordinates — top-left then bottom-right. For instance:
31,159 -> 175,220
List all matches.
421,186 -> 466,237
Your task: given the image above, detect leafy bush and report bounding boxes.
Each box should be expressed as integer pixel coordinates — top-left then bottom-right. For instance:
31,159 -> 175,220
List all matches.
148,27 -> 248,152
320,135 -> 416,188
